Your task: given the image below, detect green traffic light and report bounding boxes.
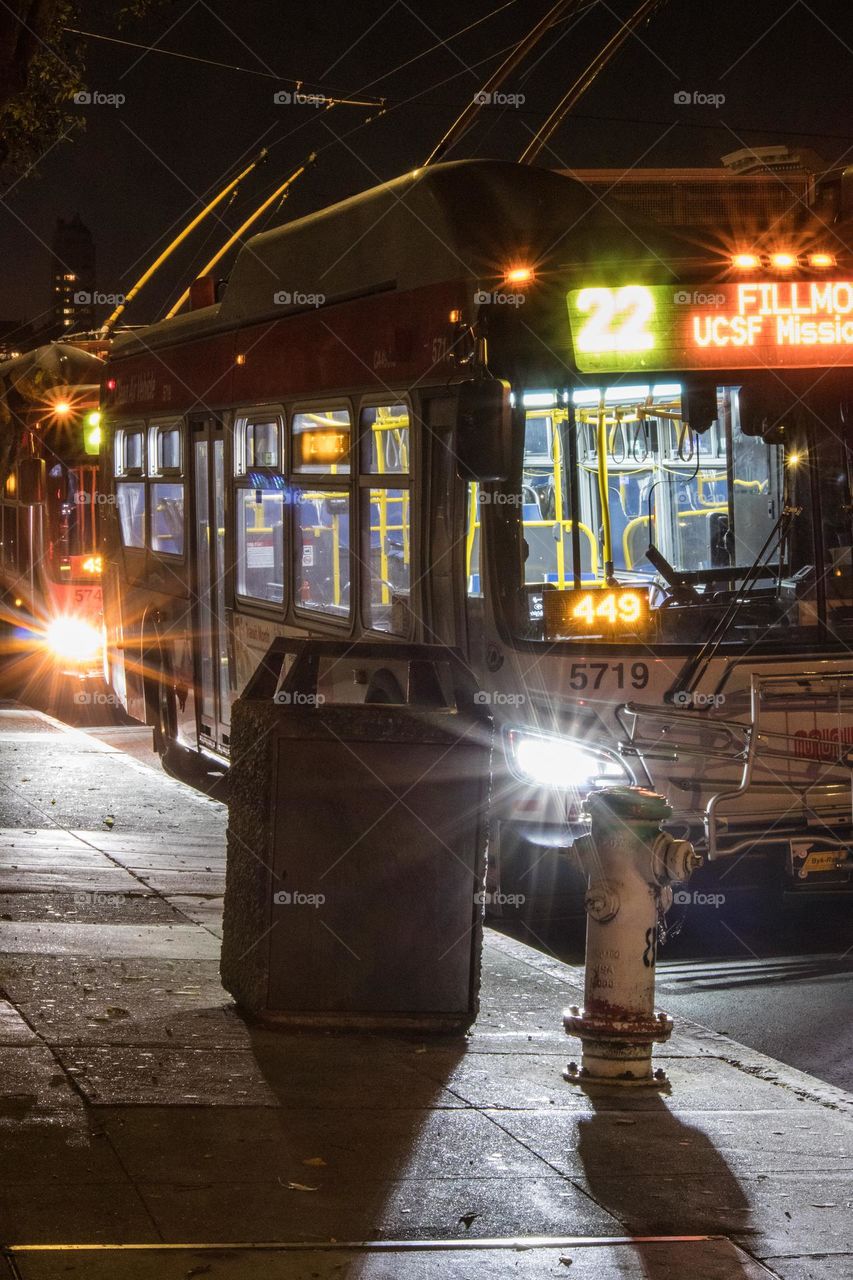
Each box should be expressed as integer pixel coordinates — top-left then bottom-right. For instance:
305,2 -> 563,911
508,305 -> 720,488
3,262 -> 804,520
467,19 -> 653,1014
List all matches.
84,410 -> 101,455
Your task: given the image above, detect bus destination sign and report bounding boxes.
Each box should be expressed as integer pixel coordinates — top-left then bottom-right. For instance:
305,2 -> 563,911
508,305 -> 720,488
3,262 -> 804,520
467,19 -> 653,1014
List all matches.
567,281 -> 853,373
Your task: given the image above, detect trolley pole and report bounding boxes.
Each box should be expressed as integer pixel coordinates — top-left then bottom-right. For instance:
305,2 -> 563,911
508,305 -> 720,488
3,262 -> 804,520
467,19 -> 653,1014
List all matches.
565,787 -> 701,1085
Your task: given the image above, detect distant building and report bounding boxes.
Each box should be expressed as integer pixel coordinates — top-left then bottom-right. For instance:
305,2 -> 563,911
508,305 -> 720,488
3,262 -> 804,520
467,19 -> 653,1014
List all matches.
50,214 -> 96,336
0,320 -> 32,360
560,147 -> 849,232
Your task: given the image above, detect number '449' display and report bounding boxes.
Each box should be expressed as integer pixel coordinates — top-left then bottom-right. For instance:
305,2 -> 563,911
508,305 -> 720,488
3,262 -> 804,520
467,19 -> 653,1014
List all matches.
543,587 -> 651,639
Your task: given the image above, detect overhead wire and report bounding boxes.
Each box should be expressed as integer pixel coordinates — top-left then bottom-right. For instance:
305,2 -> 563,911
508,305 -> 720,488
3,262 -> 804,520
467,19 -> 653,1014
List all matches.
63,26 -> 384,106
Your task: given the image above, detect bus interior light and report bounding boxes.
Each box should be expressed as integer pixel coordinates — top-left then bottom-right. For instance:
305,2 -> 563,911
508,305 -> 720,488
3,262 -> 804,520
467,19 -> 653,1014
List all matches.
732,253 -> 760,270
522,391 -> 557,408
449,308 -> 462,324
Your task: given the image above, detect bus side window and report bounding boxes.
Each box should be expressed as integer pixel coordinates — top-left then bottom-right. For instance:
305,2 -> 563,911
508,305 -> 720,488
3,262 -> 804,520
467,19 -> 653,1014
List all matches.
236,488 -> 284,604
116,482 -> 145,549
114,425 -> 146,550
360,404 -> 411,634
118,429 -> 144,474
150,483 -> 185,555
291,406 -> 352,619
149,425 -> 184,556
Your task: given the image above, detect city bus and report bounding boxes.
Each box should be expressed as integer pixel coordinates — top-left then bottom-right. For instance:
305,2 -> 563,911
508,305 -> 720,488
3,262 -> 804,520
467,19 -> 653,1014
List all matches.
100,159 -> 853,897
0,341 -> 107,689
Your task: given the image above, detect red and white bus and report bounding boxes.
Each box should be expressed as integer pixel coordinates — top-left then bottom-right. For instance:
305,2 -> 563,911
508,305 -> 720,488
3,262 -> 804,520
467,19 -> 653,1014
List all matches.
0,341 -> 106,686
100,159 -> 853,896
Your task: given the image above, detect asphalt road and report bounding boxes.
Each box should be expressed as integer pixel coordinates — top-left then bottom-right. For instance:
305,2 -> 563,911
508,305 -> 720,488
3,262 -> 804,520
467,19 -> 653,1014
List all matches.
27,704 -> 853,1097
500,891 -> 853,1093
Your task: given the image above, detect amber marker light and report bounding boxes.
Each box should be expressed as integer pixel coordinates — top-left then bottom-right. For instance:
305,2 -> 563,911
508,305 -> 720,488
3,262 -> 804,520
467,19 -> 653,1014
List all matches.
808,252 -> 836,269
504,265 -> 535,286
770,252 -> 798,270
53,400 -> 72,415
732,253 -> 760,270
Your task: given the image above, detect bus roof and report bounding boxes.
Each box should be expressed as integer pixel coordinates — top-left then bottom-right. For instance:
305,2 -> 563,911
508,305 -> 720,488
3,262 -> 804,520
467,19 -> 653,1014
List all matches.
113,160 -> 698,356
0,342 -> 104,397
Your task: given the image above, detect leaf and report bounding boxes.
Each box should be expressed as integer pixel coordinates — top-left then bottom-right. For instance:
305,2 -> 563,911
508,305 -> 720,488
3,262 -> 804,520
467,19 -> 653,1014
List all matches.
286,1181 -> 318,1192
303,1157 -> 326,1167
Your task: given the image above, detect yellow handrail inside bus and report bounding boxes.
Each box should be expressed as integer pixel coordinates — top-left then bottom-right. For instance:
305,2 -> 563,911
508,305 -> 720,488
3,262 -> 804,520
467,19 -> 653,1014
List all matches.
623,506 -> 728,569
596,399 -> 613,578
552,423 -> 567,586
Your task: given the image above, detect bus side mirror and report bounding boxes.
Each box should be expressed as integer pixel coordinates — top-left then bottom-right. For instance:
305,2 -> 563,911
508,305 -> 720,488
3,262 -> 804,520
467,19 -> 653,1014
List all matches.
738,386 -> 788,442
684,386 -> 718,433
455,379 -> 513,482
17,457 -> 46,505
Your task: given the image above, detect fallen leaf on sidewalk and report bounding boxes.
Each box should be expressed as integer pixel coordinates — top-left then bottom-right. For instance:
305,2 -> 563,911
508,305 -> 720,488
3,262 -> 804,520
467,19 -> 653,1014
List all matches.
285,1181 -> 318,1192
614,1119 -> 636,1125
458,1212 -> 479,1229
559,1258 -> 573,1267
303,1157 -> 326,1167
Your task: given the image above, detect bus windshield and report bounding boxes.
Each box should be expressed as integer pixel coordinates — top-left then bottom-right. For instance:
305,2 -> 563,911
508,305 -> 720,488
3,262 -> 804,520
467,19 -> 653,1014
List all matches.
45,462 -> 100,583
511,380 -> 852,646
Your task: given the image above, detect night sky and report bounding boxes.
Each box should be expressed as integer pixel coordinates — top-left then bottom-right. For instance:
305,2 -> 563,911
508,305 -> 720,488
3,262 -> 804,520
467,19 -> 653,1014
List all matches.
1,0 -> 852,330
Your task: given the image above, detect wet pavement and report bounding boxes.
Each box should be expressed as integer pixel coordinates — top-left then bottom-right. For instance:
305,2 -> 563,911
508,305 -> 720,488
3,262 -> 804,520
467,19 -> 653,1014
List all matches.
0,702 -> 850,1278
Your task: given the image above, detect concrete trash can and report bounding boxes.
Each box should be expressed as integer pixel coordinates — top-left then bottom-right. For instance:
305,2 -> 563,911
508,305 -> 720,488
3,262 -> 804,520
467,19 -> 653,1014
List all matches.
221,640 -> 493,1031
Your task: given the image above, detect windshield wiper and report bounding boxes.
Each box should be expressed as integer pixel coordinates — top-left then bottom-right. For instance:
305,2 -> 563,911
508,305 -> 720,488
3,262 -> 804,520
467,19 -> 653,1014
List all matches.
668,504 -> 800,702
644,545 -> 700,603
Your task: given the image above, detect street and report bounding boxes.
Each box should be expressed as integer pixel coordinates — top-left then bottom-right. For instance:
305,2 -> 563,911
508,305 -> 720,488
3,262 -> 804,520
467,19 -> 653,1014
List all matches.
506,896 -> 853,1095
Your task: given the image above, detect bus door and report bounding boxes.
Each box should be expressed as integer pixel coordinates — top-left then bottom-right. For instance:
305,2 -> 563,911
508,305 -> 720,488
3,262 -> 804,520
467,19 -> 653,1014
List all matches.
191,417 -> 232,754
423,395 -> 467,649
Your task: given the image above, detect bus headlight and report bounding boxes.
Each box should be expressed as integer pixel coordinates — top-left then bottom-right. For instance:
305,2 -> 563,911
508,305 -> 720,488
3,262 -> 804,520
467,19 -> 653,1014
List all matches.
505,727 -> 628,791
45,616 -> 102,664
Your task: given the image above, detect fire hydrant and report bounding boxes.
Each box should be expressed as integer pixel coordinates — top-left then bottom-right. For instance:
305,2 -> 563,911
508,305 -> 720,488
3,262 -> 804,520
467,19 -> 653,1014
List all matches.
564,787 -> 702,1085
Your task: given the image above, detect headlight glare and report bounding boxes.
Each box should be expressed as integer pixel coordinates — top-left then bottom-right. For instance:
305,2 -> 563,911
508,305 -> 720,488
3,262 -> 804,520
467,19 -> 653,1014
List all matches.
506,727 -> 627,790
45,616 -> 102,664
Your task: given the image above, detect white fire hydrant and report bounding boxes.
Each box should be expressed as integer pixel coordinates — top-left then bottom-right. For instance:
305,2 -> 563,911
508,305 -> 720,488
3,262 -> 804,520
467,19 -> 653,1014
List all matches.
564,786 -> 702,1085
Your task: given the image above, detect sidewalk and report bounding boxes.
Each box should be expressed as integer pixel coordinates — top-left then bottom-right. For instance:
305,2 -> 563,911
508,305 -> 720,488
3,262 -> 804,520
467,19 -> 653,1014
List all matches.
0,702 -> 850,1279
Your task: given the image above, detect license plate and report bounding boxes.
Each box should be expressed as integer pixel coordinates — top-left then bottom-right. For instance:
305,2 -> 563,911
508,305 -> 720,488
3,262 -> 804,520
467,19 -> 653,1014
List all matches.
789,841 -> 842,878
